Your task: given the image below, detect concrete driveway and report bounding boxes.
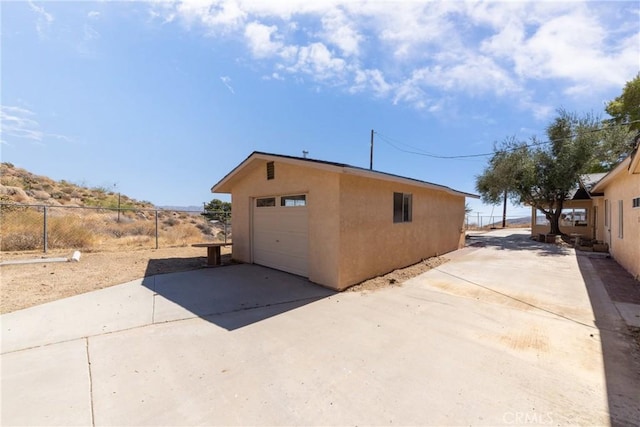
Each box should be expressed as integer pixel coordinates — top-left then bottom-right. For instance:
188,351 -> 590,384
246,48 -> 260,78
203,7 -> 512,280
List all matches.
2,229 -> 639,426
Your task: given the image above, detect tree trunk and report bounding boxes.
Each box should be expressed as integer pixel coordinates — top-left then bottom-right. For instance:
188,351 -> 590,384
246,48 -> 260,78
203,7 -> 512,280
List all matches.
547,199 -> 565,235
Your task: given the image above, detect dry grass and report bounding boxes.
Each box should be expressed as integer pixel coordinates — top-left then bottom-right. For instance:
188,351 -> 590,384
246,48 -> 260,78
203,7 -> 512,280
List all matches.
0,208 -> 225,252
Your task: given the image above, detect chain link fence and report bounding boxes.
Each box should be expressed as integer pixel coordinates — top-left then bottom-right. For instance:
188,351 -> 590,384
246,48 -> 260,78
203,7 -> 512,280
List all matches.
464,215 -> 531,230
0,203 -> 231,253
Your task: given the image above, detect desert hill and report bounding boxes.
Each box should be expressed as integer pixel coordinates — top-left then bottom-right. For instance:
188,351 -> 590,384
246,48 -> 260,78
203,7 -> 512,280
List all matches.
0,162 -> 154,210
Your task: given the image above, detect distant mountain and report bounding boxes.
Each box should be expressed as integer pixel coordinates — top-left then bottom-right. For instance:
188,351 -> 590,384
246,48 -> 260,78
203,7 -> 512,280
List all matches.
158,205 -> 204,212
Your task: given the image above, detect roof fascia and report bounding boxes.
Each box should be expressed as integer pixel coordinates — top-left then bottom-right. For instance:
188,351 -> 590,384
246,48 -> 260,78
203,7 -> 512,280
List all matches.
591,156 -> 631,193
212,152 -> 479,199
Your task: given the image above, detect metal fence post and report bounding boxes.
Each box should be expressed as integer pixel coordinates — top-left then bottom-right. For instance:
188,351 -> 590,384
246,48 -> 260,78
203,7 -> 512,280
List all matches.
155,210 -> 159,249
43,205 -> 48,253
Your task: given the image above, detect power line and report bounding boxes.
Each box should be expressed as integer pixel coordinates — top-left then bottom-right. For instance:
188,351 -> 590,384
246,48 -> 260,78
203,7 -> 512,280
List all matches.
375,120 -> 639,160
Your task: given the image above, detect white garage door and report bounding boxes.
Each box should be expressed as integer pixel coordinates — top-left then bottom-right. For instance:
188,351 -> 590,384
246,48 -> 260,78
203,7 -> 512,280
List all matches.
252,195 -> 308,277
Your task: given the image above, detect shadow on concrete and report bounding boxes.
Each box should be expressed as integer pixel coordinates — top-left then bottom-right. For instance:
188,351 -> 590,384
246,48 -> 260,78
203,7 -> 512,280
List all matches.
576,254 -> 640,426
465,232 -> 571,256
142,261 -> 335,331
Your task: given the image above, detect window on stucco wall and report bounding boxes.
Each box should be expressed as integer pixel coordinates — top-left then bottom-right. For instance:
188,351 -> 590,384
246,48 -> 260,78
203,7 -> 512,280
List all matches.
560,208 -> 588,227
393,192 -> 412,223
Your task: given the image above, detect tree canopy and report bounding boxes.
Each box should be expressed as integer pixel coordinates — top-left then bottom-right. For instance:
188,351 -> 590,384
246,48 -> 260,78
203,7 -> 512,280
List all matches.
476,110 -> 604,235
476,75 -> 638,235
203,198 -> 231,222
606,73 -> 640,132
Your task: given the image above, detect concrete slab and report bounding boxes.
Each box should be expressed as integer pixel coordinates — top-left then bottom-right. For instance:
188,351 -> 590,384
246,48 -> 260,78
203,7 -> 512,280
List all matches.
1,278 -> 154,354
150,264 -> 335,327
88,283 -> 610,426
2,230 -> 639,426
615,302 -> 640,328
1,339 -> 92,426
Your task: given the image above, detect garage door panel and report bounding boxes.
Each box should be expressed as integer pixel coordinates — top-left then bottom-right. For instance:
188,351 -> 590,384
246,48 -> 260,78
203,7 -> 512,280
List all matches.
252,203 -> 308,277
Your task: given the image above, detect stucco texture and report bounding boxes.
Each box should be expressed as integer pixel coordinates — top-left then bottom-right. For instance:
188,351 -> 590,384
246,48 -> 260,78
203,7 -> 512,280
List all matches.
594,172 -> 640,280
218,157 -> 467,291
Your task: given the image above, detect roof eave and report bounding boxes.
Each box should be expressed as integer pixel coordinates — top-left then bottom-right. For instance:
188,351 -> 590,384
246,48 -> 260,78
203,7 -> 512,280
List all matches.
211,151 -> 480,199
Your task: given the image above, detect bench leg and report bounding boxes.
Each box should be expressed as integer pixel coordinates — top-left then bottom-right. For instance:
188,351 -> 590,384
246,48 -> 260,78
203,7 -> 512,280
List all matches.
206,246 -> 222,266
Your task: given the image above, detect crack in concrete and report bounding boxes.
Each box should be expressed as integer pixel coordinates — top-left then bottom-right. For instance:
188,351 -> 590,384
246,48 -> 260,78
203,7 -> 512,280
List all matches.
85,337 -> 96,427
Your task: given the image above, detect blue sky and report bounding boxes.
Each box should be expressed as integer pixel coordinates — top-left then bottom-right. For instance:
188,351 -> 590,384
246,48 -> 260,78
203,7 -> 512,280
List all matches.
2,1 -> 638,217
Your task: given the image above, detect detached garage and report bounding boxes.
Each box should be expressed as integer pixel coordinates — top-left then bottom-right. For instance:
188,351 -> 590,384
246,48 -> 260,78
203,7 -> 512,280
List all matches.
212,151 -> 478,291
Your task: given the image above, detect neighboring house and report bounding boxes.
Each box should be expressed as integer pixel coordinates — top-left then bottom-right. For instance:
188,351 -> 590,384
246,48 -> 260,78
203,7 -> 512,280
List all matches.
531,143 -> 640,280
530,173 -> 606,239
212,151 -> 478,291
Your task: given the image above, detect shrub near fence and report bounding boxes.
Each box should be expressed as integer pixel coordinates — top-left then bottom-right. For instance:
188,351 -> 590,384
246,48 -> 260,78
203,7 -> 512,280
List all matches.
0,203 -> 231,252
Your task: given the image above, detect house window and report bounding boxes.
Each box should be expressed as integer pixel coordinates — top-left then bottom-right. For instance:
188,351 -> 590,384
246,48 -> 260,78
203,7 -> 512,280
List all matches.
266,162 -> 275,180
633,197 -> 640,208
393,192 -> 412,223
604,199 -> 610,227
618,200 -> 623,239
560,208 -> 588,227
256,197 -> 276,207
281,195 -> 306,207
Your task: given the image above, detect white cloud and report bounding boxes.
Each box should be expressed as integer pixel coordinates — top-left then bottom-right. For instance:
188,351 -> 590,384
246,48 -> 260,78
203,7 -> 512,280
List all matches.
220,76 -> 235,94
28,0 -> 54,38
0,106 -> 70,145
88,11 -> 100,19
0,106 -> 43,142
148,1 -> 640,116
320,9 -> 362,57
244,21 -> 282,58
287,42 -> 347,81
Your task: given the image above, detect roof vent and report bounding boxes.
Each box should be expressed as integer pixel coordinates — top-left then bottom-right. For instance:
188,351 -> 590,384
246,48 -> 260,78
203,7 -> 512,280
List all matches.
266,161 -> 275,180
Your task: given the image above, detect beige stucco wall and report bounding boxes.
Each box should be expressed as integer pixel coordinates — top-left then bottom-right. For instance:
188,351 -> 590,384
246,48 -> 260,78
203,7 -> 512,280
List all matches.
598,172 -> 640,280
225,159 -> 467,290
531,200 -> 595,238
336,173 -> 465,289
228,160 -> 341,287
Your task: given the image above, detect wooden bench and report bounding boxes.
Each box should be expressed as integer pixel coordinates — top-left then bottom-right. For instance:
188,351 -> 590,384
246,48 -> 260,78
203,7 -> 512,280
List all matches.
192,243 -> 232,267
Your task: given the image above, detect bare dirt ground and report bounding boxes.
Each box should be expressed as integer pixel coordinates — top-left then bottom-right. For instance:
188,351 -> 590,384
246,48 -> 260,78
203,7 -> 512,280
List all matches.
0,246 -> 231,314
1,246 -> 448,314
348,256 -> 448,293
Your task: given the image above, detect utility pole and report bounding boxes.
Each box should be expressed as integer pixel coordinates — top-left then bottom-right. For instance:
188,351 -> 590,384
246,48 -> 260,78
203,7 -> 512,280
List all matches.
369,129 -> 374,170
502,189 -> 508,228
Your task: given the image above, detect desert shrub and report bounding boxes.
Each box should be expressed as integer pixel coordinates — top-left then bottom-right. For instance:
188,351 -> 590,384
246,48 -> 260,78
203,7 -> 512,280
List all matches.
0,176 -> 22,187
47,216 -> 97,248
126,222 -> 155,236
0,210 -> 44,250
196,222 -> 212,234
163,217 -> 179,227
162,223 -> 200,246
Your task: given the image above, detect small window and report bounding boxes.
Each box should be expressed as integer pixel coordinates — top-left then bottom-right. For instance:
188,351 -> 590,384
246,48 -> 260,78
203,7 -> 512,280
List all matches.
266,162 -> 275,180
604,199 -> 610,227
618,200 -> 623,239
393,192 -> 412,223
281,195 -> 306,207
633,197 -> 640,208
256,197 -> 276,207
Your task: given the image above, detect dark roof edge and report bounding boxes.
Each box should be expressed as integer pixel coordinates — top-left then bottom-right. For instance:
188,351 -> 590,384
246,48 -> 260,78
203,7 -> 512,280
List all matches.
213,151 -> 480,199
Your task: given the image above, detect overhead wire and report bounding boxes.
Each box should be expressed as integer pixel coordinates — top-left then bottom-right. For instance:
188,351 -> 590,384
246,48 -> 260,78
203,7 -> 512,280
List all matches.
375,119 -> 640,160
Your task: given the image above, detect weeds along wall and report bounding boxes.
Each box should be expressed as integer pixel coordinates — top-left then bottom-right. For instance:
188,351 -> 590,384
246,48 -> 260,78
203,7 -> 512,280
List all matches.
0,203 -> 232,252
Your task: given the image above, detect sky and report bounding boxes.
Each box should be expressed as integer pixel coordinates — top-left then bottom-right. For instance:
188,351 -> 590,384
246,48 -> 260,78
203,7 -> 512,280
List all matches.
1,1 -> 638,218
